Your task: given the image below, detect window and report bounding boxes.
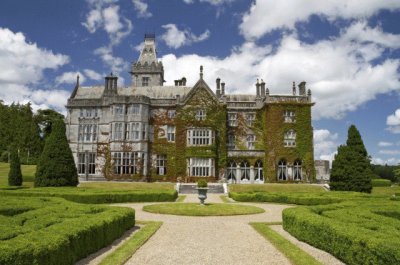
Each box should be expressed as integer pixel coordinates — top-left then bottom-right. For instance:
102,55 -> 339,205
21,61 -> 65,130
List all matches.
228,113 -> 237,127
79,108 -> 100,118
278,160 -> 287,181
227,161 -> 236,183
167,126 -> 175,142
130,104 -> 141,115
114,105 -> 124,115
246,113 -> 255,126
195,109 -> 206,121
228,134 -> 235,150
284,110 -> 296,123
78,153 -> 96,175
247,134 -> 256,150
284,130 -> 296,147
188,158 -> 214,177
156,155 -> 167,175
294,160 -> 302,181
168,110 -> 176,119
78,124 -> 97,142
187,129 -> 214,146
255,160 -> 263,182
142,77 -> 149,86
130,123 -> 141,140
113,123 -> 124,140
240,161 -> 250,181
113,152 -> 139,175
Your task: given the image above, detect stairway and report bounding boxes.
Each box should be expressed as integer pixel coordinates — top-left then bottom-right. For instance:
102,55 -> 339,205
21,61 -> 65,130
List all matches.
178,184 -> 225,194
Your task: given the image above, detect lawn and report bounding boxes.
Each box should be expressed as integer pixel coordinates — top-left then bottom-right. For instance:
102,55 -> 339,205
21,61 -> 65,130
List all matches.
0,196 -> 135,265
143,203 -> 265,216
229,183 -> 326,193
0,162 -> 36,187
79,181 -> 175,190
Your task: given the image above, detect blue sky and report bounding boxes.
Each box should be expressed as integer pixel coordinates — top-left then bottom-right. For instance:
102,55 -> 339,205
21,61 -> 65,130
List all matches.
1,0 -> 400,165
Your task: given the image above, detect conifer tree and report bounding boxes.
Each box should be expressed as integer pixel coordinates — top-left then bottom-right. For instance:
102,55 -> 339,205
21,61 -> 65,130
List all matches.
35,119 -> 78,187
330,125 -> 372,193
8,148 -> 22,186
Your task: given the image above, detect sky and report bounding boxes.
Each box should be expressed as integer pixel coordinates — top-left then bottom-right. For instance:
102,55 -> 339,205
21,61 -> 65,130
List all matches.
0,0 -> 400,166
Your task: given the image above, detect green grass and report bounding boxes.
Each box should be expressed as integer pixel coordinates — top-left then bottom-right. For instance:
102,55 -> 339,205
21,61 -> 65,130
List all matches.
251,223 -> 322,265
229,183 -> 326,193
143,203 -> 265,216
371,178 -> 392,187
99,221 -> 162,265
220,195 -> 231,203
0,195 -> 135,265
0,162 -> 36,187
371,185 -> 400,196
79,181 -> 175,190
176,195 -> 186,202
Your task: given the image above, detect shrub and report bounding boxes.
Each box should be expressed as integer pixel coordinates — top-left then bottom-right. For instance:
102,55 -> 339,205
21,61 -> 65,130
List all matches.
8,149 -> 22,186
35,120 -> 78,187
282,200 -> 400,265
372,179 -> 392,187
0,196 -> 135,265
0,151 -> 9,162
197,179 -> 208,188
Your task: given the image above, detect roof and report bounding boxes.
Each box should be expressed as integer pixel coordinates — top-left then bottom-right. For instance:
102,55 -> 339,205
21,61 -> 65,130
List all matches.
225,94 -> 257,102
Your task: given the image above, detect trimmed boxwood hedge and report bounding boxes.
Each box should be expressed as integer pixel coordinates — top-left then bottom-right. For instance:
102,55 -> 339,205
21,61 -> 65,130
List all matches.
282,200 -> 400,265
371,178 -> 392,187
229,191 -> 370,205
0,187 -> 178,204
0,196 -> 135,265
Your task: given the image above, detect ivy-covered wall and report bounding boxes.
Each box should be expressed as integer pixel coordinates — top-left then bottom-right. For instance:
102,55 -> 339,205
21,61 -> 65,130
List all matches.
264,103 -> 315,182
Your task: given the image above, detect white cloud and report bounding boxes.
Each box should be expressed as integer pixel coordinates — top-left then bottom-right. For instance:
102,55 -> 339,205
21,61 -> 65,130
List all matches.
378,141 -> 393,147
379,150 -> 400,155
94,46 -> 127,84
313,129 -> 339,162
161,24 -> 210,49
387,109 -> 400,133
372,157 -> 400,165
0,27 -> 70,112
132,0 -> 152,18
84,69 -> 103,80
56,71 -> 85,85
183,0 -> 234,5
240,0 -> 400,40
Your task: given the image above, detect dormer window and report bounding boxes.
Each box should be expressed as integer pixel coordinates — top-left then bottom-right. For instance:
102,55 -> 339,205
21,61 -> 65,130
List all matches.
284,110 -> 296,123
195,109 -> 206,121
142,77 -> 149,86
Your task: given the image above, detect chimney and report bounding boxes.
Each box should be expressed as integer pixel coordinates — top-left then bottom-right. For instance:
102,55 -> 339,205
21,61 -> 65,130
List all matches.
216,78 -> 221,97
298,81 -> 306,96
104,72 -> 118,96
221,82 -> 225,95
174,80 -> 179,86
260,79 -> 266,96
292,81 -> 296,95
182,77 -> 186,86
256,79 -> 260,97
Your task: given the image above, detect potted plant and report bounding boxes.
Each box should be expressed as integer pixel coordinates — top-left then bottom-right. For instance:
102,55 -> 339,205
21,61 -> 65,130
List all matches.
196,179 -> 208,205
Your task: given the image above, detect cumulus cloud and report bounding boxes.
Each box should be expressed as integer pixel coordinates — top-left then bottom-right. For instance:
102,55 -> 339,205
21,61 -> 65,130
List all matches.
379,150 -> 400,155
0,27 -> 70,112
183,0 -> 234,5
161,24 -> 210,49
313,129 -> 339,162
378,141 -> 393,147
94,46 -> 127,84
132,0 -> 152,18
239,0 -> 400,40
386,109 -> 400,133
56,71 -> 85,85
83,69 -> 103,80
161,21 -> 400,119
372,157 -> 400,165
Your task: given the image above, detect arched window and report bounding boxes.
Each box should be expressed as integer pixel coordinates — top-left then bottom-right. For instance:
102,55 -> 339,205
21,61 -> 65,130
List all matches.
227,161 -> 237,183
255,160 -> 264,182
294,159 -> 302,181
284,130 -> 296,147
240,161 -> 250,181
278,159 -> 287,181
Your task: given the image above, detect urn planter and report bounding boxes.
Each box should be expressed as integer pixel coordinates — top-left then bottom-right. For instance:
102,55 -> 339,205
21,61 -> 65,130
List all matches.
196,187 -> 208,205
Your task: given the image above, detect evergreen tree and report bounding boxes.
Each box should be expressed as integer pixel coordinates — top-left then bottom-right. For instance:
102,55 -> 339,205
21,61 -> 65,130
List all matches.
35,119 -> 78,187
330,125 -> 372,193
8,148 -> 22,186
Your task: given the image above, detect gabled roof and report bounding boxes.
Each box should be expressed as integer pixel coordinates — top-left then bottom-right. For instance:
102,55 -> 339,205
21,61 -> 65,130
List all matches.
181,78 -> 219,105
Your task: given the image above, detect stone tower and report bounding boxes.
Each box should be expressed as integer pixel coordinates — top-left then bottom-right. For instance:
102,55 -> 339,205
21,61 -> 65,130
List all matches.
130,34 -> 164,87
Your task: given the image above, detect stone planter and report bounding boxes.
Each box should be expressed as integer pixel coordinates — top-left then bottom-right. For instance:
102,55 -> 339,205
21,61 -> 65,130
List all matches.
196,187 -> 208,205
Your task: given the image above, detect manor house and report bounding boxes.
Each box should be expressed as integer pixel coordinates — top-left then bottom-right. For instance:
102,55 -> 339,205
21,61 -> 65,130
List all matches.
66,34 -> 315,183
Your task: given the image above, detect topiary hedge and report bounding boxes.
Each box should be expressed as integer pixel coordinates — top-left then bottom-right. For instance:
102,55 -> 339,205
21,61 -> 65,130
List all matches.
0,187 -> 178,204
372,178 -> 392,187
282,200 -> 400,265
0,196 -> 135,265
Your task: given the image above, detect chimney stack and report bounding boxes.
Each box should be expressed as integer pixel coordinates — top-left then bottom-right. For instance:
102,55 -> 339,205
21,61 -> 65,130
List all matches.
104,72 -> 118,96
216,78 -> 221,97
260,79 -> 266,96
221,82 -> 225,95
298,81 -> 306,96
292,81 -> 296,95
256,79 -> 260,97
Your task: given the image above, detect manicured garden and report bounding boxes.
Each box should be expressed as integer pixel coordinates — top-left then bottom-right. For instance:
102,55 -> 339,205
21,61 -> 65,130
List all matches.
0,196 -> 135,265
0,162 -> 36,187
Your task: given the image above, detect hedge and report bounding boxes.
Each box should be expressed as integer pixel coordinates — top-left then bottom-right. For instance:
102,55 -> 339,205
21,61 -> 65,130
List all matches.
371,179 -> 392,187
0,187 -> 178,204
282,200 -> 400,265
0,196 -> 135,265
228,191 -> 370,205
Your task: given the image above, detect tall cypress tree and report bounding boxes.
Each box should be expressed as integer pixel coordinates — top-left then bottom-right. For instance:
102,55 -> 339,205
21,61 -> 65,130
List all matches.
330,125 -> 372,193
8,148 -> 23,186
35,119 -> 78,187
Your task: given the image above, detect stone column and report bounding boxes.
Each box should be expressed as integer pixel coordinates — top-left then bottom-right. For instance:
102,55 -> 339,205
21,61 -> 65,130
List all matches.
143,152 -> 148,176
250,166 -> 255,184
236,165 -> 241,184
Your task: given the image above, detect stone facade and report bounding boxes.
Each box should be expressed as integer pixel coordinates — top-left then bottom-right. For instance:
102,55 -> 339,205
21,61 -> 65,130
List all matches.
66,35 -> 315,183
315,160 -> 330,183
